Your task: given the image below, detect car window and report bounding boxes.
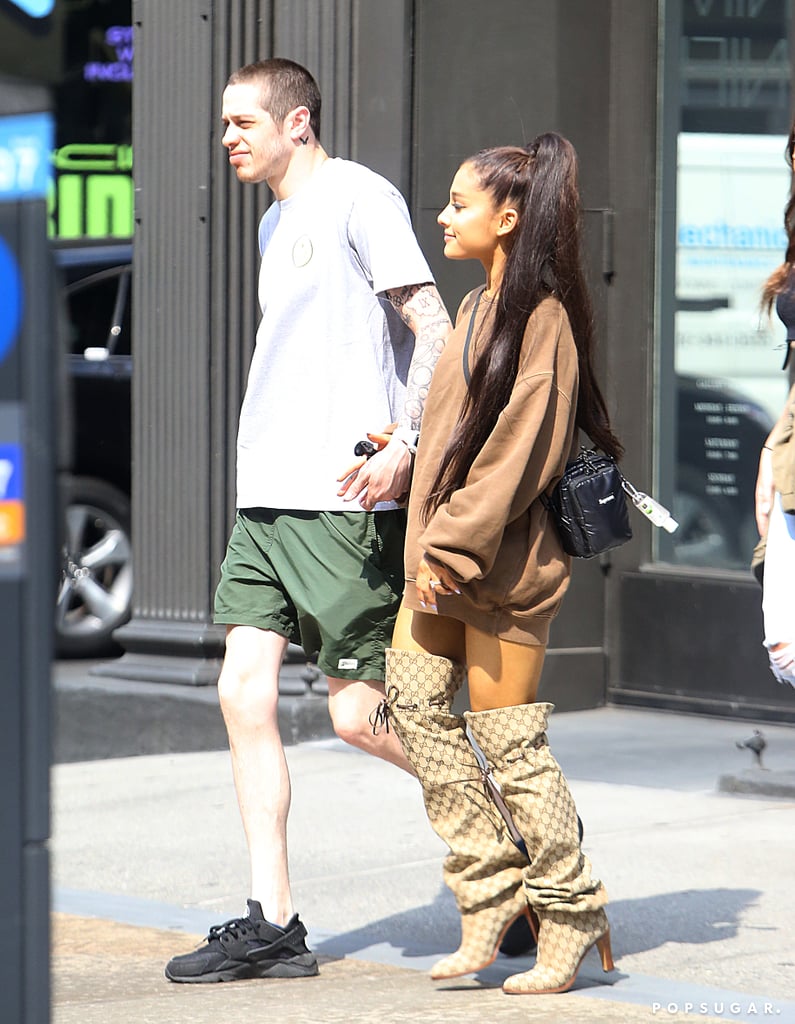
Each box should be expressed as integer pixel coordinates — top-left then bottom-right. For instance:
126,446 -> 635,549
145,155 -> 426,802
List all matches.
64,265 -> 132,357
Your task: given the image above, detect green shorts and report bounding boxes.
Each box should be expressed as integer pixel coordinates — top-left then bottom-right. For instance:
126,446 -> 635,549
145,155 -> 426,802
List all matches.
214,508 -> 406,681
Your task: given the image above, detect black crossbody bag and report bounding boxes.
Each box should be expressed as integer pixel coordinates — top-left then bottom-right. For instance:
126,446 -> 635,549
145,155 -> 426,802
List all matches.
461,291 -> 632,559
541,448 -> 632,558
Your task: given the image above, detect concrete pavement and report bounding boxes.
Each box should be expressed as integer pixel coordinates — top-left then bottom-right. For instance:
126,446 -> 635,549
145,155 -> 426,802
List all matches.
53,915 -> 731,1024
49,661 -> 795,1024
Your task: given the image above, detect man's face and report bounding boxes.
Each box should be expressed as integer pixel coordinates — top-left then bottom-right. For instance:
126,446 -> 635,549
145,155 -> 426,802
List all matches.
221,82 -> 290,185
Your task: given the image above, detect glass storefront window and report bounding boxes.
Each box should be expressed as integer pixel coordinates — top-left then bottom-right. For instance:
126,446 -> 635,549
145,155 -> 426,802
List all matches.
50,0 -> 133,241
664,0 -> 792,570
0,1 -> 132,240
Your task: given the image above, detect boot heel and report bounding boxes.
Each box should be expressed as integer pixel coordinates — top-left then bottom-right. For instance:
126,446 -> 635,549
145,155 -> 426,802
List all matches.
503,908 -> 611,995
596,929 -> 614,972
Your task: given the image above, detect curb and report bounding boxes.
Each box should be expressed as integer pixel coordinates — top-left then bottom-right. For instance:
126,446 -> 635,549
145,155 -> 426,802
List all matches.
53,661 -> 335,763
717,768 -> 795,798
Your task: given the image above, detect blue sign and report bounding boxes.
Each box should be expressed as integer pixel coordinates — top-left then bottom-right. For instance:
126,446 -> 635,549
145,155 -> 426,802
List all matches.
7,0 -> 54,16
0,443 -> 23,500
0,111 -> 53,200
0,238 -> 23,364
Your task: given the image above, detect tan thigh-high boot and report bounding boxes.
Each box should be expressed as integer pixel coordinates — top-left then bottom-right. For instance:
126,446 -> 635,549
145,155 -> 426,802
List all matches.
384,649 -> 533,980
465,703 -> 614,995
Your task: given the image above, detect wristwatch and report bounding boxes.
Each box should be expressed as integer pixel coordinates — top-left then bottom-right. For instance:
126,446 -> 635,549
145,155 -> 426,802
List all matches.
392,426 -> 419,455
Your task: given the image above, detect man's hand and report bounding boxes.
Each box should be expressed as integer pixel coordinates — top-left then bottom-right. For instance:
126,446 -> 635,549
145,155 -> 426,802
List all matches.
337,434 -> 412,509
755,444 -> 775,537
336,282 -> 450,511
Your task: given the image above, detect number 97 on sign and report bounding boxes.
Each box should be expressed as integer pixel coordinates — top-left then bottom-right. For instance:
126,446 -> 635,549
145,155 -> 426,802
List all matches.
0,447 -> 25,546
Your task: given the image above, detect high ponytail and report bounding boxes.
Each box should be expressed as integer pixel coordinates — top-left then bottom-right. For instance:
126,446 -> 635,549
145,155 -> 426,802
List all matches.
423,133 -> 623,522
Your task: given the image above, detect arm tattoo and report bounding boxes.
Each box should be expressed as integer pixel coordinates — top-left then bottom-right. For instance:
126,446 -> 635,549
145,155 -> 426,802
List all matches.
386,284 -> 423,326
386,283 -> 452,431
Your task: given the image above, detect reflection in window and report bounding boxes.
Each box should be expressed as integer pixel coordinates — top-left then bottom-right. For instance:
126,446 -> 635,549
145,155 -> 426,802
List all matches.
670,0 -> 791,570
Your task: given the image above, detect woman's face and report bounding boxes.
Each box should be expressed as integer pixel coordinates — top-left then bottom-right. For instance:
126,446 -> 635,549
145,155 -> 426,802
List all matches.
438,162 -> 505,263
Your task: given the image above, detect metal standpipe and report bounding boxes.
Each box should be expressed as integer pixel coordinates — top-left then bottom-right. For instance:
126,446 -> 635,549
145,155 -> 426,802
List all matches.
0,80 -> 55,1024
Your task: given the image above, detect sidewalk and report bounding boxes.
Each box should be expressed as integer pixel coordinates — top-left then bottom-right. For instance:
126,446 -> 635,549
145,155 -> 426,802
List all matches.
52,915 -> 730,1024
50,663 -> 795,1024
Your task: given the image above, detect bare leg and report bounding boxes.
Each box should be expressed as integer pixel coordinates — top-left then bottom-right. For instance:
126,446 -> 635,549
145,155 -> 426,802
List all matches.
217,625 -> 293,925
465,627 -> 546,710
327,677 -> 416,774
392,602 -> 466,662
391,603 -> 545,707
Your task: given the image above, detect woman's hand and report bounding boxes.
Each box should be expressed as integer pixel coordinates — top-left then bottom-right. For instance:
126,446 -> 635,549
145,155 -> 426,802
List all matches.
415,554 -> 460,611
755,444 -> 775,537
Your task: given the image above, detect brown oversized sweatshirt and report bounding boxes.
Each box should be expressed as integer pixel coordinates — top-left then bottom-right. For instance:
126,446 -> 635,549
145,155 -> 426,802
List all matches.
403,288 -> 579,645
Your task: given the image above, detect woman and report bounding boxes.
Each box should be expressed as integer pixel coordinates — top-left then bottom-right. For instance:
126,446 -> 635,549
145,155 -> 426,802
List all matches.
756,120 -> 795,687
379,135 -> 622,995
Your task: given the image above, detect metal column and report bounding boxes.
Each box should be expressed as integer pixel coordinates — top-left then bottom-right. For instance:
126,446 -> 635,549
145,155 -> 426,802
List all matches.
0,80 -> 54,1024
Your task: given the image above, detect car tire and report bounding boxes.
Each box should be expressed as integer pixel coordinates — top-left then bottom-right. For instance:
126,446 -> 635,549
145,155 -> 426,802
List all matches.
55,475 -> 133,658
672,466 -> 738,569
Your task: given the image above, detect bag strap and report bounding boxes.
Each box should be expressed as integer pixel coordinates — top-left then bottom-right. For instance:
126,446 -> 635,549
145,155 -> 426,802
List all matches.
461,287 -> 485,387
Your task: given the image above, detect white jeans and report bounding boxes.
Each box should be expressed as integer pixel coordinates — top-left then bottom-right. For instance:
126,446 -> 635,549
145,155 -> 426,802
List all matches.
762,493 -> 795,688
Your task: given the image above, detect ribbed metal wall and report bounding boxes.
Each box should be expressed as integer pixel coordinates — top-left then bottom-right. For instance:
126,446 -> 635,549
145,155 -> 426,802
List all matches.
274,0 -> 353,158
208,1 -> 274,615
130,0 -> 215,626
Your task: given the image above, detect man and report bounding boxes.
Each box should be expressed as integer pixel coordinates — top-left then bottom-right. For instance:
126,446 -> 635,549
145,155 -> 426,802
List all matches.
165,58 -> 451,984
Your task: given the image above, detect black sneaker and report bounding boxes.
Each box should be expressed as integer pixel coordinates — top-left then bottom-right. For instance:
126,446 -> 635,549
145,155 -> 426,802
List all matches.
165,899 -> 319,983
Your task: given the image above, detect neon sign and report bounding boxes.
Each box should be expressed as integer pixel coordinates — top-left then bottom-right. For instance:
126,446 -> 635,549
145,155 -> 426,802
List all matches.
84,25 -> 133,83
48,143 -> 133,239
45,21 -> 134,239
7,0 -> 54,16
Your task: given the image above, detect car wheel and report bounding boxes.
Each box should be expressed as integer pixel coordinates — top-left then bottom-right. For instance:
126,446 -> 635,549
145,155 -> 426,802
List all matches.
671,466 -> 739,568
56,476 -> 133,658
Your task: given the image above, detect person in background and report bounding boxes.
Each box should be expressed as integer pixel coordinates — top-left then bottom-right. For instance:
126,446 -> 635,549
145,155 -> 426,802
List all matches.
757,121 -> 795,688
165,57 -> 451,984
755,383 -> 795,689
380,134 -> 622,995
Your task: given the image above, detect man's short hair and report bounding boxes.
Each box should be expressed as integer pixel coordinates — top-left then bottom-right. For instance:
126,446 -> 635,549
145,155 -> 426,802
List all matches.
227,57 -> 322,139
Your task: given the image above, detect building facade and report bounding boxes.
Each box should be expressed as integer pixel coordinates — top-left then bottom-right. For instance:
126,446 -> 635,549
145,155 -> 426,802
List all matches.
78,0 -> 795,721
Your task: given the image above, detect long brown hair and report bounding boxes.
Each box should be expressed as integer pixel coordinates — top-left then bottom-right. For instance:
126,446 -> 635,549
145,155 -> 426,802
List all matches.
423,134 -> 623,521
761,122 -> 795,314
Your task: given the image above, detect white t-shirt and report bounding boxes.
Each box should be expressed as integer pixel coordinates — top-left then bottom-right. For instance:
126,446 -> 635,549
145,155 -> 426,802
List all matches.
235,158 -> 434,511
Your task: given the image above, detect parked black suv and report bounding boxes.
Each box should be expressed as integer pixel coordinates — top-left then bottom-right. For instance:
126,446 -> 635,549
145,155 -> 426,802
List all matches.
54,240 -> 133,657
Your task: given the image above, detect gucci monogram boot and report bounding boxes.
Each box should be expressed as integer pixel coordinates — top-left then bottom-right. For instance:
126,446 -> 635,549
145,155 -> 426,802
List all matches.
502,907 -> 613,994
465,703 -> 613,995
384,649 -> 533,980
